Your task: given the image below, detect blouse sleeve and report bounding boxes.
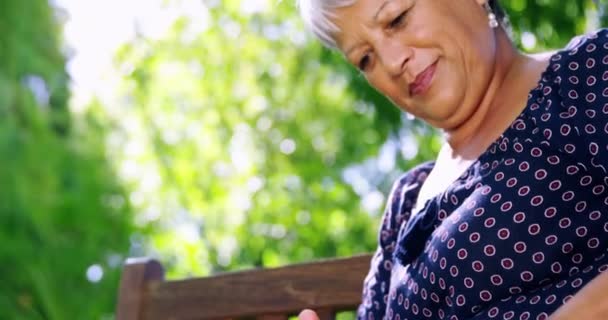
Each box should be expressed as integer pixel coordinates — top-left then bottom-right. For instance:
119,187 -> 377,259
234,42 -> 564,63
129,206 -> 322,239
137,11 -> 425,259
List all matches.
356,162 -> 432,320
554,29 -> 608,177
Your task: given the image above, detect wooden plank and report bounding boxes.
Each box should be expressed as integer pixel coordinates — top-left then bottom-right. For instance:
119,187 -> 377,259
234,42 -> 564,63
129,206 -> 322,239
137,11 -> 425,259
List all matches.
144,254 -> 372,320
256,314 -> 289,320
115,258 -> 164,320
315,308 -> 335,320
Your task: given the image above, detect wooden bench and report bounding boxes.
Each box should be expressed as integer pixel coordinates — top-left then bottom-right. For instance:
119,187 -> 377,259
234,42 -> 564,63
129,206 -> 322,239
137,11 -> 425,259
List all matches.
115,254 -> 373,320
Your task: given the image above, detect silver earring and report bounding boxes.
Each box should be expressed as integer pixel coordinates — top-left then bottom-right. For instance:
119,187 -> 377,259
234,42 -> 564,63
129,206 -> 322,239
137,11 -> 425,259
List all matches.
483,2 -> 499,28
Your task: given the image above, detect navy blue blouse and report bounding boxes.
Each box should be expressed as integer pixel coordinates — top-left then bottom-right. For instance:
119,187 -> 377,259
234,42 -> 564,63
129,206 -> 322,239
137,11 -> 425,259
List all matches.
357,29 -> 608,320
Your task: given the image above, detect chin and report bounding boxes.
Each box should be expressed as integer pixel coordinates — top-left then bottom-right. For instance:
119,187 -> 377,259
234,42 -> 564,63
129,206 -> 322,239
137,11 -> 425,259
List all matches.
436,87 -> 465,114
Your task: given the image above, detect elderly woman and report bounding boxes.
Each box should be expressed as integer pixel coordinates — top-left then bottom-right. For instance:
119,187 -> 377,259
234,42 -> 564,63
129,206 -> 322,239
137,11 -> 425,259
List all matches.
297,0 -> 608,319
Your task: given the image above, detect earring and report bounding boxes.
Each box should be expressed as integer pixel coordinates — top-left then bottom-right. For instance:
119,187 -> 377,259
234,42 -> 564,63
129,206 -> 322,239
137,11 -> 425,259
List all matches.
483,2 -> 499,28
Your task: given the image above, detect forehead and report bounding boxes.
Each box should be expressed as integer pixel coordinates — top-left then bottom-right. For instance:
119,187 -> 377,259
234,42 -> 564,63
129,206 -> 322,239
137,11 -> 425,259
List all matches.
330,0 -> 390,51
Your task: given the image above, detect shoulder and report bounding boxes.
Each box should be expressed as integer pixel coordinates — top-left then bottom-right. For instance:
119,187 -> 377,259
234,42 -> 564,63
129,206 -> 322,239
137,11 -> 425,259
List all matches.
526,29 -> 608,109
537,29 -> 608,108
551,29 -> 608,78
551,29 -> 608,110
529,29 -> 608,162
563,29 -> 608,53
386,161 -> 434,213
379,161 -> 434,241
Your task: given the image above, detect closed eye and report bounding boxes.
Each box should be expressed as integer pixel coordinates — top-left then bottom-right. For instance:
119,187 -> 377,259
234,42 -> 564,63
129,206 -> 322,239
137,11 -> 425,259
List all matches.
388,11 -> 407,29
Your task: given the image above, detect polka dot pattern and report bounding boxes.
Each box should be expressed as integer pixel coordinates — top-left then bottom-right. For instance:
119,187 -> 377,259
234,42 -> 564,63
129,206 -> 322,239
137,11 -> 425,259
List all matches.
358,29 -> 608,320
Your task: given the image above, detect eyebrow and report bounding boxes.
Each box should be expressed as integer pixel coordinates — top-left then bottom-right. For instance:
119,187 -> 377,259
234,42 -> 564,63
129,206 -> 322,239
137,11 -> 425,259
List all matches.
344,44 -> 358,58
344,0 -> 392,57
373,0 -> 393,22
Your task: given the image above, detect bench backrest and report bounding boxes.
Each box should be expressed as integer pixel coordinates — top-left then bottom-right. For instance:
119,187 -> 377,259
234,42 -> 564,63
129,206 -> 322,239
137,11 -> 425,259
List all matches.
115,254 -> 373,320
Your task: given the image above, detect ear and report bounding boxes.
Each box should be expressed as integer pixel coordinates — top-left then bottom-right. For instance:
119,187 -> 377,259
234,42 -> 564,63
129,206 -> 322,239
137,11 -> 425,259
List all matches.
475,0 -> 488,6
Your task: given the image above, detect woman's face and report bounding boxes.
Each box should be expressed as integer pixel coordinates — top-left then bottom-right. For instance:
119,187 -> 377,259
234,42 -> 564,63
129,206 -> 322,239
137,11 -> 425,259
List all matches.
332,0 -> 498,130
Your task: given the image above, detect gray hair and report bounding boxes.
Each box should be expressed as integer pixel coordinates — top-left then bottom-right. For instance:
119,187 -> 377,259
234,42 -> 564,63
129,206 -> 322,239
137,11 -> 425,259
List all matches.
298,0 -> 509,49
297,0 -> 357,49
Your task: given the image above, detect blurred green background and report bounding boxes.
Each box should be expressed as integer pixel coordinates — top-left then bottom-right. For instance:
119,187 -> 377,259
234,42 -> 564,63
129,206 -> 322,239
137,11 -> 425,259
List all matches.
0,0 -> 604,318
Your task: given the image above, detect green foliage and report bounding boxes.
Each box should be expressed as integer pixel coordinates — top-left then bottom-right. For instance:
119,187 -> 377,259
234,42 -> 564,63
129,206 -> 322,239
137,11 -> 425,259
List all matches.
108,0 -> 603,277
502,0 -> 602,50
0,0 -> 133,319
0,0 -> 70,133
110,9 -> 391,274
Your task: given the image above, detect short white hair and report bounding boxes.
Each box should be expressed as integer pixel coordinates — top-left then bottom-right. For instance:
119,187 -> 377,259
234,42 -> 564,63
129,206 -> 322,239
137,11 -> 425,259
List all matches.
298,0 -> 357,49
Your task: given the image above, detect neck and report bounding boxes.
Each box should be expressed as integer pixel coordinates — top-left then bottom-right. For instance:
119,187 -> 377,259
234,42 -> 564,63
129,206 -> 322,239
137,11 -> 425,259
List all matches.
443,28 -> 540,159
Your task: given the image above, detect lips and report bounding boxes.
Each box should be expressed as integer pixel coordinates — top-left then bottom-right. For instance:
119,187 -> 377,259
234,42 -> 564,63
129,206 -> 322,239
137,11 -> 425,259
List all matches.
409,62 -> 437,96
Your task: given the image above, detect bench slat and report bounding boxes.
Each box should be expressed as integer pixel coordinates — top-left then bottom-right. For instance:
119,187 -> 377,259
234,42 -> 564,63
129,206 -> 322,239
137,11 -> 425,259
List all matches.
256,314 -> 289,320
116,258 -> 164,320
315,308 -> 336,320
142,254 -> 372,320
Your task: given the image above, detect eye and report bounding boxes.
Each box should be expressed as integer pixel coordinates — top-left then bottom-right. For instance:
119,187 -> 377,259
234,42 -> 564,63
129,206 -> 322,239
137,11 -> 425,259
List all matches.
388,11 -> 407,29
358,54 -> 371,71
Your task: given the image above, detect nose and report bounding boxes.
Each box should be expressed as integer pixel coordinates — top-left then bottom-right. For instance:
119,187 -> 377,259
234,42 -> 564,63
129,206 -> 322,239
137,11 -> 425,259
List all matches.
377,38 -> 412,77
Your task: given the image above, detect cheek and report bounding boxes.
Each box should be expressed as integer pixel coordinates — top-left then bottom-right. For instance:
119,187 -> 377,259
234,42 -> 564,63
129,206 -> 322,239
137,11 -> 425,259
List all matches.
433,84 -> 465,116
410,62 -> 467,122
437,62 -> 466,99
432,63 -> 467,112
367,74 -> 406,103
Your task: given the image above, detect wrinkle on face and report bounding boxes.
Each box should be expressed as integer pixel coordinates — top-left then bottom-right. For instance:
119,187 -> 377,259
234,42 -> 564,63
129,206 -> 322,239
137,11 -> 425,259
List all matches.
329,0 -> 503,133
